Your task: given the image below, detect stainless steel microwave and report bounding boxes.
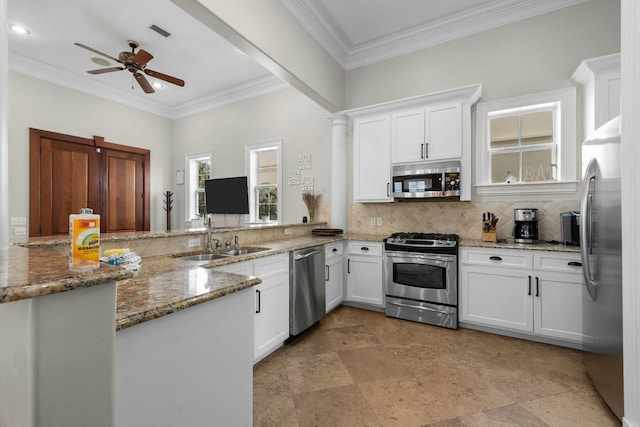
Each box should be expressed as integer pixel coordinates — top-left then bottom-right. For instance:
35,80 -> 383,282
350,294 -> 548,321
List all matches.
392,161 -> 460,200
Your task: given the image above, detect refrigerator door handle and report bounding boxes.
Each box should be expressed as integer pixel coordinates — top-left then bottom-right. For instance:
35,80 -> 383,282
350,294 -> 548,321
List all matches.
580,158 -> 598,301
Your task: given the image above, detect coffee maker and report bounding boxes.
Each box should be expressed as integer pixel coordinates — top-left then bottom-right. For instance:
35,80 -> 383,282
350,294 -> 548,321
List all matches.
514,208 -> 539,243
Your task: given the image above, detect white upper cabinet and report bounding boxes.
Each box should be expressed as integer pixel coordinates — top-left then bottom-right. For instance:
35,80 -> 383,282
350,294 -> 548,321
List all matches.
348,84 -> 481,202
353,114 -> 392,202
571,53 -> 620,139
392,102 -> 462,164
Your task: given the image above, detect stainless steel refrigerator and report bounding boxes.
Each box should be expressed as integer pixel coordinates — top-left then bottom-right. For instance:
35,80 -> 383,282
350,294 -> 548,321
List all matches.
580,115 -> 624,420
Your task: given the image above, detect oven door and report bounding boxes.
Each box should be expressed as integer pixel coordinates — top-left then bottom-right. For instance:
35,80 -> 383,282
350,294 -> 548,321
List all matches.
384,251 -> 457,305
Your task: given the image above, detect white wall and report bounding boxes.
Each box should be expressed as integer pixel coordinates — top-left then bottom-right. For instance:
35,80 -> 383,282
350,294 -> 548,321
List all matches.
172,86 -> 332,227
8,71 -> 173,240
345,0 -> 620,109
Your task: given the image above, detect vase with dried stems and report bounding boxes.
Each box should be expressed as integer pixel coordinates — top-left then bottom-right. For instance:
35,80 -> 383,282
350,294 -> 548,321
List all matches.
302,191 -> 322,223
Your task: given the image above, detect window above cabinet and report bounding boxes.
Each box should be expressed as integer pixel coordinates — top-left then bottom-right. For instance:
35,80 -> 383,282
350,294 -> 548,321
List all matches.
475,88 -> 578,197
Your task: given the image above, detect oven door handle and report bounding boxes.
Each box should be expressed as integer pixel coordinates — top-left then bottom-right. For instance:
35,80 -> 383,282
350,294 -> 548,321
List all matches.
385,254 -> 454,267
387,300 -> 456,315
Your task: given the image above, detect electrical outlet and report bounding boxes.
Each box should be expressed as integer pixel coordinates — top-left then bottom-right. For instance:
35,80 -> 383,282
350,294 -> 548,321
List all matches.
14,226 -> 26,236
376,217 -> 383,226
10,217 -> 26,225
188,238 -> 201,248
284,228 -> 292,235
370,218 -> 376,226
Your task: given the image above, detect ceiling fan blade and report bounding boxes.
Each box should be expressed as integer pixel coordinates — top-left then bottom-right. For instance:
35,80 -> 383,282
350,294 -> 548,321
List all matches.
132,49 -> 153,67
144,69 -> 185,87
134,73 -> 154,93
74,42 -> 121,63
87,67 -> 125,74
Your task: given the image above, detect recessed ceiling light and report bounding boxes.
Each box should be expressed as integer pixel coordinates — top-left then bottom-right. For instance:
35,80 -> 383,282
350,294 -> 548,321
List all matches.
151,81 -> 164,89
8,23 -> 31,35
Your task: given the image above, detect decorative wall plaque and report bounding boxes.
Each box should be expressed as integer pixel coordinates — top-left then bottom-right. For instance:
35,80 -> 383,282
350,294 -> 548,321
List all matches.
288,170 -> 300,185
298,154 -> 311,170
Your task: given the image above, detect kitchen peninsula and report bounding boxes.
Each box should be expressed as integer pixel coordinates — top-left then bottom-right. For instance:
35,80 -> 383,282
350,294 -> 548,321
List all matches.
1,222 -> 340,427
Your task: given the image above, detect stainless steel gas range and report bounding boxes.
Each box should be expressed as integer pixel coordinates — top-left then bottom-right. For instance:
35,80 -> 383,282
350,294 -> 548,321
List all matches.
384,232 -> 459,329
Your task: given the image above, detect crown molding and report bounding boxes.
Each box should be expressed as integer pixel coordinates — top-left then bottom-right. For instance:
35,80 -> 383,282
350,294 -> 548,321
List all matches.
169,75 -> 289,119
280,0 -> 350,67
9,52 -> 289,119
9,52 -> 174,117
282,0 -> 588,70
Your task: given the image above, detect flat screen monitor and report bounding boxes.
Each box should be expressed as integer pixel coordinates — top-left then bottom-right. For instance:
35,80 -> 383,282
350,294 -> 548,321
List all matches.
204,176 -> 250,214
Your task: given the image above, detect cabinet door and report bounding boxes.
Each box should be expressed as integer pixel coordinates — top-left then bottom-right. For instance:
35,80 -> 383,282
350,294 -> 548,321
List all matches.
346,256 -> 383,306
354,115 -> 392,202
424,102 -> 462,160
460,266 -> 533,332
254,272 -> 289,362
391,108 -> 425,163
533,272 -> 590,343
325,256 -> 344,312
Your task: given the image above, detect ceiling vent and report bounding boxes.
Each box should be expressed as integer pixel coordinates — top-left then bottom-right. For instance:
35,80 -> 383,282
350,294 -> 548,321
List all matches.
149,24 -> 171,38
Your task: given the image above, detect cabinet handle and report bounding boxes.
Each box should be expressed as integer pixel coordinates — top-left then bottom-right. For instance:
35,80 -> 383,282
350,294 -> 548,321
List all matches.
387,182 -> 390,197
568,261 -> 582,267
425,142 -> 429,158
421,143 -> 424,159
361,246 -> 370,251
332,248 -> 338,253
535,277 -> 540,297
528,275 -> 532,296
489,256 -> 502,261
347,259 -> 351,274
255,289 -> 261,314
325,265 -> 330,282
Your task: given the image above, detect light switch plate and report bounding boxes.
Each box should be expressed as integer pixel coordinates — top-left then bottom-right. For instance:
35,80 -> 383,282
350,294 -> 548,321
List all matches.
11,217 -> 26,225
284,228 -> 292,235
376,217 -> 383,226
14,226 -> 26,236
370,218 -> 376,226
188,238 -> 201,248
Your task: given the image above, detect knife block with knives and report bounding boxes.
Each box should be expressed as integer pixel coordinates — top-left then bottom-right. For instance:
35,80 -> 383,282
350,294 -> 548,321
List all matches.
482,212 -> 498,242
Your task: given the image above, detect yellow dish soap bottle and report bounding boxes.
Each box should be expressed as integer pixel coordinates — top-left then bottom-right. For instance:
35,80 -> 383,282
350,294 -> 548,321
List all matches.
69,208 -> 101,270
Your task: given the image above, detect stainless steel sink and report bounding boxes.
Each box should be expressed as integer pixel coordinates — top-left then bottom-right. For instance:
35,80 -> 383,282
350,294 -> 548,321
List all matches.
177,253 -> 229,261
173,247 -> 269,262
219,247 -> 269,256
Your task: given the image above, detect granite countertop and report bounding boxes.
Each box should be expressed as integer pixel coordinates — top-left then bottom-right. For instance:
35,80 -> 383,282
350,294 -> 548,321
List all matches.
460,238 -> 581,253
0,246 -> 133,304
116,256 -> 261,330
116,234 -> 347,330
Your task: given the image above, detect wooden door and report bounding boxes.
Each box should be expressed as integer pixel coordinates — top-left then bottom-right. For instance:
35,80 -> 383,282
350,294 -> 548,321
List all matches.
29,129 -> 150,237
101,150 -> 145,233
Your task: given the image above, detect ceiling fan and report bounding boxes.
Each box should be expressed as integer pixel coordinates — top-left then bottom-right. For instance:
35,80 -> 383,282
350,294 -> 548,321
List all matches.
74,40 -> 185,94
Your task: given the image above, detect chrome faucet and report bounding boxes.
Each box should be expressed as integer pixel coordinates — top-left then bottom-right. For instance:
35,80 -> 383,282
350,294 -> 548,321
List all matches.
224,236 -> 233,249
234,234 -> 239,248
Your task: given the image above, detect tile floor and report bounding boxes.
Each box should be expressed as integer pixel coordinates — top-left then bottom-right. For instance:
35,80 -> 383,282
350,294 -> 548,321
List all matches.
253,306 -> 620,427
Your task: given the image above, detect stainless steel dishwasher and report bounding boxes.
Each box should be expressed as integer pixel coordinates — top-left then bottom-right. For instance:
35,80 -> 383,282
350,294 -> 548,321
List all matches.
289,246 -> 326,337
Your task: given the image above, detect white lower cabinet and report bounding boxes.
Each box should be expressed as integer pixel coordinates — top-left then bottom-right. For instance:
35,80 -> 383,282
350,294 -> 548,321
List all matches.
216,253 -> 289,363
346,242 -> 384,308
460,247 -> 587,347
325,243 -> 344,313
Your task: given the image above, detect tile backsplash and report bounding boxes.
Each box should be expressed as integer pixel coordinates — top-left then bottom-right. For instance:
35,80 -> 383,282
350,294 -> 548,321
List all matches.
347,199 -> 580,242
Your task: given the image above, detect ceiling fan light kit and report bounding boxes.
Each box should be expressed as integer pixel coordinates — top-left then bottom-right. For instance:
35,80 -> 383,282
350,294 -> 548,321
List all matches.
75,40 -> 185,94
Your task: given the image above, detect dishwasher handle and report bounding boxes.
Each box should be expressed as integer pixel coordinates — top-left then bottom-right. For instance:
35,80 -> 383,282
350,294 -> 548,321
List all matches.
293,250 -> 319,261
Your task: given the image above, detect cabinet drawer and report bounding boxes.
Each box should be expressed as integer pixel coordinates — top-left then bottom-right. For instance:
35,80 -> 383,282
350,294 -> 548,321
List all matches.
325,243 -> 344,258
254,254 -> 288,278
461,248 -> 531,269
347,242 -> 382,257
534,251 -> 582,274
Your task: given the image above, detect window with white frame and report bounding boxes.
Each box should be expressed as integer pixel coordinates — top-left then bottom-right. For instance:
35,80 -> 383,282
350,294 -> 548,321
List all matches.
185,153 -> 211,220
245,140 -> 282,223
475,88 -> 577,196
